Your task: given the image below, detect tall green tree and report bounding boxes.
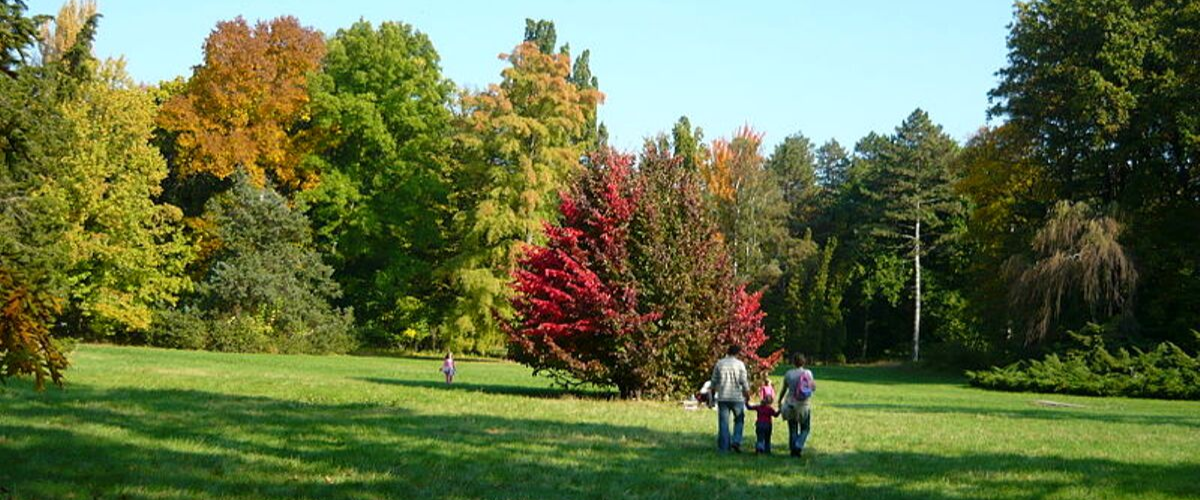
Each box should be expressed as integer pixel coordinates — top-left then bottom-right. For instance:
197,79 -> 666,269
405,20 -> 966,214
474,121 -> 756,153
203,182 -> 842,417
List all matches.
807,133 -> 901,360
0,0 -> 42,77
53,59 -> 192,338
0,5 -> 71,388
568,47 -> 603,148
865,110 -> 961,361
523,18 -> 556,55
444,22 -> 602,352
815,139 -> 851,191
671,116 -> 706,172
766,131 -> 821,236
991,0 -> 1200,346
302,20 -> 456,348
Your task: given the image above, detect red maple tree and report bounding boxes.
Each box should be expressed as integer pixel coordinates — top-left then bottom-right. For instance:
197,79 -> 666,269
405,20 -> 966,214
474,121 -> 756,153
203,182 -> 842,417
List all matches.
508,147 -> 782,398
507,149 -> 658,396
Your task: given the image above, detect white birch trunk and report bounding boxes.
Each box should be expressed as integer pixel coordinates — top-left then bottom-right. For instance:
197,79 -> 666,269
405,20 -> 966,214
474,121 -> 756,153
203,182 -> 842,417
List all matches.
913,216 -> 922,362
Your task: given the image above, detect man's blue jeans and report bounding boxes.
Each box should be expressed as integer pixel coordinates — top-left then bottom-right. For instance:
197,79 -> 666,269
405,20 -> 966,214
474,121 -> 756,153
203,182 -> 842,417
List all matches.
716,401 -> 745,452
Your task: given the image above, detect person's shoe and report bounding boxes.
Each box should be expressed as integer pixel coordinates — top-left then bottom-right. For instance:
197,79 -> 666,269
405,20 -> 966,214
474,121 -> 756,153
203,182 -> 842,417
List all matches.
790,449 -> 800,457
731,443 -> 741,453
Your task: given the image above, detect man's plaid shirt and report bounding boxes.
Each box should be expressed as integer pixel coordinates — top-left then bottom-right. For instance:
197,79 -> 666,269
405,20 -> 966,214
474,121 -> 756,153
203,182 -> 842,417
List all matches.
709,355 -> 749,402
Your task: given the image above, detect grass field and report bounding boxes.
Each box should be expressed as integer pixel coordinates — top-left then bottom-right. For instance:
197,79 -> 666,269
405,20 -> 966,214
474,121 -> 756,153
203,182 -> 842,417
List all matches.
1,345 -> 1198,500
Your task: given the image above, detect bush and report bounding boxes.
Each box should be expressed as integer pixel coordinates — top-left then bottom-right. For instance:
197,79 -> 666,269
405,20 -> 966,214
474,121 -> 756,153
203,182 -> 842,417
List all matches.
144,306 -> 356,355
145,308 -> 210,350
207,314 -> 273,353
967,326 -> 1200,400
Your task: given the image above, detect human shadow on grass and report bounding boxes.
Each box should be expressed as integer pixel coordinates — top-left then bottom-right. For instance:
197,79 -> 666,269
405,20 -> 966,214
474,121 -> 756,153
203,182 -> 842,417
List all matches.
831,402 -> 1200,429
356,376 -> 617,400
2,384 -> 1198,500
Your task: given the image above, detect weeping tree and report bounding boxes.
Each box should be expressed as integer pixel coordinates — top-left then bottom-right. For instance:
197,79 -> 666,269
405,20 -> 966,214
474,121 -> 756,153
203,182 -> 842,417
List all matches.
1007,201 -> 1138,344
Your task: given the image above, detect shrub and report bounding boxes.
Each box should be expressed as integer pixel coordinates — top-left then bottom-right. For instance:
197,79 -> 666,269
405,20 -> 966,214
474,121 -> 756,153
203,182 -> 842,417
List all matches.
967,326 -> 1200,400
207,314 -> 273,353
145,307 -> 209,350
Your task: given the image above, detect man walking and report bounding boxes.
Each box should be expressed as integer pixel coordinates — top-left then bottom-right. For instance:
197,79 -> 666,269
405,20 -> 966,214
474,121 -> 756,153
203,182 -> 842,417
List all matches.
710,344 -> 751,453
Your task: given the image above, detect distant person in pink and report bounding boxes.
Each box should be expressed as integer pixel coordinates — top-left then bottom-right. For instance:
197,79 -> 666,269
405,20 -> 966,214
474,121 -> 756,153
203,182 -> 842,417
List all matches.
440,352 -> 456,385
759,377 -> 776,401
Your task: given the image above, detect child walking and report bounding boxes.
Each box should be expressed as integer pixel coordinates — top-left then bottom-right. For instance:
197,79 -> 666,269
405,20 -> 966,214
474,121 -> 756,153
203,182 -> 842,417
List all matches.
440,352 -> 456,385
746,393 -> 780,454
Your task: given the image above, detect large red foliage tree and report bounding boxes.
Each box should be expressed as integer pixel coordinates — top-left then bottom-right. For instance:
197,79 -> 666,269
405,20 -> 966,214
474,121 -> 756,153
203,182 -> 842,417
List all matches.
508,147 -> 781,399
508,150 -> 659,397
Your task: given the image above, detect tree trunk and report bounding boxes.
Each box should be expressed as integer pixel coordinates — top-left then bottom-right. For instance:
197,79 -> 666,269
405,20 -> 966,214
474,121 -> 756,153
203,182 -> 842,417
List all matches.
912,217 -> 922,362
862,317 -> 871,360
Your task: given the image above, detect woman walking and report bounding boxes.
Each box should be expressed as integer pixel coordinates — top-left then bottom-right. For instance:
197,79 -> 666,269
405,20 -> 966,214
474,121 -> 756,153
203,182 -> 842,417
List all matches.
778,353 -> 816,457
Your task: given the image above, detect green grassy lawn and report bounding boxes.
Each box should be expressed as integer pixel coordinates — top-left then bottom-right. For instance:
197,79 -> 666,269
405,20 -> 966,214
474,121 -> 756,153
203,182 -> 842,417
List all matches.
2,345 -> 1198,499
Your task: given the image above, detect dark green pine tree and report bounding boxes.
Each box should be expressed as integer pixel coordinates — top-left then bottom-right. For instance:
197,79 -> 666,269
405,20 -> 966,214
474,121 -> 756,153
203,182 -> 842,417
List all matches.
197,173 -> 355,354
766,132 -> 821,236
0,19 -> 73,388
815,139 -> 851,191
866,109 -> 961,361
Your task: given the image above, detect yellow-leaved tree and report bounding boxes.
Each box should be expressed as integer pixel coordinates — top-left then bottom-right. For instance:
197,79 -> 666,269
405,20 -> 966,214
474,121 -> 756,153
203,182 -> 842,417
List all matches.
443,21 -> 603,353
157,16 -> 326,192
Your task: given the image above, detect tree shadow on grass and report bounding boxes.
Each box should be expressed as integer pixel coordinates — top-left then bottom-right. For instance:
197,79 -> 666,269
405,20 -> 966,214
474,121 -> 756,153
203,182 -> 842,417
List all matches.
809,364 -> 967,386
1,384 -> 1198,500
356,376 -> 617,400
830,402 -> 1200,429
348,350 -> 510,363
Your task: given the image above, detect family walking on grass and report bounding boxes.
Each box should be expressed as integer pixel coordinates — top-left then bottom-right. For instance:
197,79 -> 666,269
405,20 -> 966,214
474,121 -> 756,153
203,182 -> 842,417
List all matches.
710,346 -> 814,457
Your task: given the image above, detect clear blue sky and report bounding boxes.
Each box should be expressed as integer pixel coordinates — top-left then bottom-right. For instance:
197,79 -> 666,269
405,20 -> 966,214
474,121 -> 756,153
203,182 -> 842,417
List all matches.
29,0 -> 1015,152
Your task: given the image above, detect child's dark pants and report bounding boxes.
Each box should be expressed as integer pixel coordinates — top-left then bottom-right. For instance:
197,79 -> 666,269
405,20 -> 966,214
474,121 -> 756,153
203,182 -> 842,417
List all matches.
755,422 -> 772,454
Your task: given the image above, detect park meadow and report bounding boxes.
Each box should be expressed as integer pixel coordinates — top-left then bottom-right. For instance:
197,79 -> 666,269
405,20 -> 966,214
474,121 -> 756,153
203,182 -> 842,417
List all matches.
2,344 -> 1198,500
4,0 -> 1200,498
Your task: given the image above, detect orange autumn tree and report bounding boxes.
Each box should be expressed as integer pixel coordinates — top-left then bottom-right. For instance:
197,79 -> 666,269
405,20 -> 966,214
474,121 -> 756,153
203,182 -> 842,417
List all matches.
703,126 -> 789,286
158,16 -> 325,191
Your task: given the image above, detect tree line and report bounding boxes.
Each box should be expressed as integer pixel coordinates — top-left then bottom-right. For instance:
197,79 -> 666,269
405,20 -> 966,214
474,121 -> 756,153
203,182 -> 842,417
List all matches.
2,0 -> 1197,396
